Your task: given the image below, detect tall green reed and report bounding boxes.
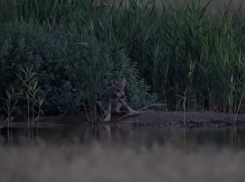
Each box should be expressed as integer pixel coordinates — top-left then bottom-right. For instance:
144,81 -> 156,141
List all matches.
18,67 -> 44,125
1,86 -> 22,127
0,66 -> 43,127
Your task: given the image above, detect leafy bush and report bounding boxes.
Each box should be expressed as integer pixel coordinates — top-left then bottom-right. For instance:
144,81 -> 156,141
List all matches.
0,22 -> 156,117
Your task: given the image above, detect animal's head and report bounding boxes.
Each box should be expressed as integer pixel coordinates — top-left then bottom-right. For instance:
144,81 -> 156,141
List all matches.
111,78 -> 126,99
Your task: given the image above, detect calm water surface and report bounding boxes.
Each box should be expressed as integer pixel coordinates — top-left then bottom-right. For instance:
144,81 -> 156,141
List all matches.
0,125 -> 245,148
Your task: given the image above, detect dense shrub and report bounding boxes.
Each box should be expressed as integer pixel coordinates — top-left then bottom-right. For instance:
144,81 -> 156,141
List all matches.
0,22 -> 157,117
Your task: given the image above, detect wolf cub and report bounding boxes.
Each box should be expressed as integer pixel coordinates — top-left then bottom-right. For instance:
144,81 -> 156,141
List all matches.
98,78 -> 138,122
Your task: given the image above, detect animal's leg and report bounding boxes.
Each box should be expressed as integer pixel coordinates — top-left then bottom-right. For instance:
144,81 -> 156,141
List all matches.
112,102 -> 126,114
97,101 -> 106,117
119,99 -> 138,114
104,101 -> 112,122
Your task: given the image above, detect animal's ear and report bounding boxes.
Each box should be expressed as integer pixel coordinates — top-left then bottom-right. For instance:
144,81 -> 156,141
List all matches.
111,79 -> 117,86
122,78 -> 126,87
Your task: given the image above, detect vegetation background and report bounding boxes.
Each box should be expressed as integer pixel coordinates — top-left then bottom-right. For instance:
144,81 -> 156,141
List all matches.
1,0 -> 245,121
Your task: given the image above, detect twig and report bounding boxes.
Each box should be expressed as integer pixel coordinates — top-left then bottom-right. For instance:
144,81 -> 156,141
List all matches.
116,102 -> 163,121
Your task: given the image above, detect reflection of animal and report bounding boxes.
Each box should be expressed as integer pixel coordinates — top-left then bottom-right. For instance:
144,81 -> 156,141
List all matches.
97,78 -> 138,122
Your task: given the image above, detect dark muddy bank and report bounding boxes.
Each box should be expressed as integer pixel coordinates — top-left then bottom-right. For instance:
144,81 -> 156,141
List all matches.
1,111 -> 245,129
110,111 -> 245,129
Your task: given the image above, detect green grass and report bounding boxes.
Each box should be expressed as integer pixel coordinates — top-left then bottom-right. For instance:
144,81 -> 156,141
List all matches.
1,0 -> 245,122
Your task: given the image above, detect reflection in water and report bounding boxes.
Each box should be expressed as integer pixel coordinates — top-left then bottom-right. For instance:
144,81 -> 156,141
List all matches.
231,125 -> 240,145
1,125 -> 245,148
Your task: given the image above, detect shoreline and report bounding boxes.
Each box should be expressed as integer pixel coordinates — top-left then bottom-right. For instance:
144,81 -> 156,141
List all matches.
1,111 -> 245,129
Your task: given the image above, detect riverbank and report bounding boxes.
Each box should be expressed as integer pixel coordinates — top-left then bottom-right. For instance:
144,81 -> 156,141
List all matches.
1,111 -> 245,129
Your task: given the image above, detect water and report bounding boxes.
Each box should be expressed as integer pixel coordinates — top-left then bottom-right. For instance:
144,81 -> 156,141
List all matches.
0,125 -> 245,148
